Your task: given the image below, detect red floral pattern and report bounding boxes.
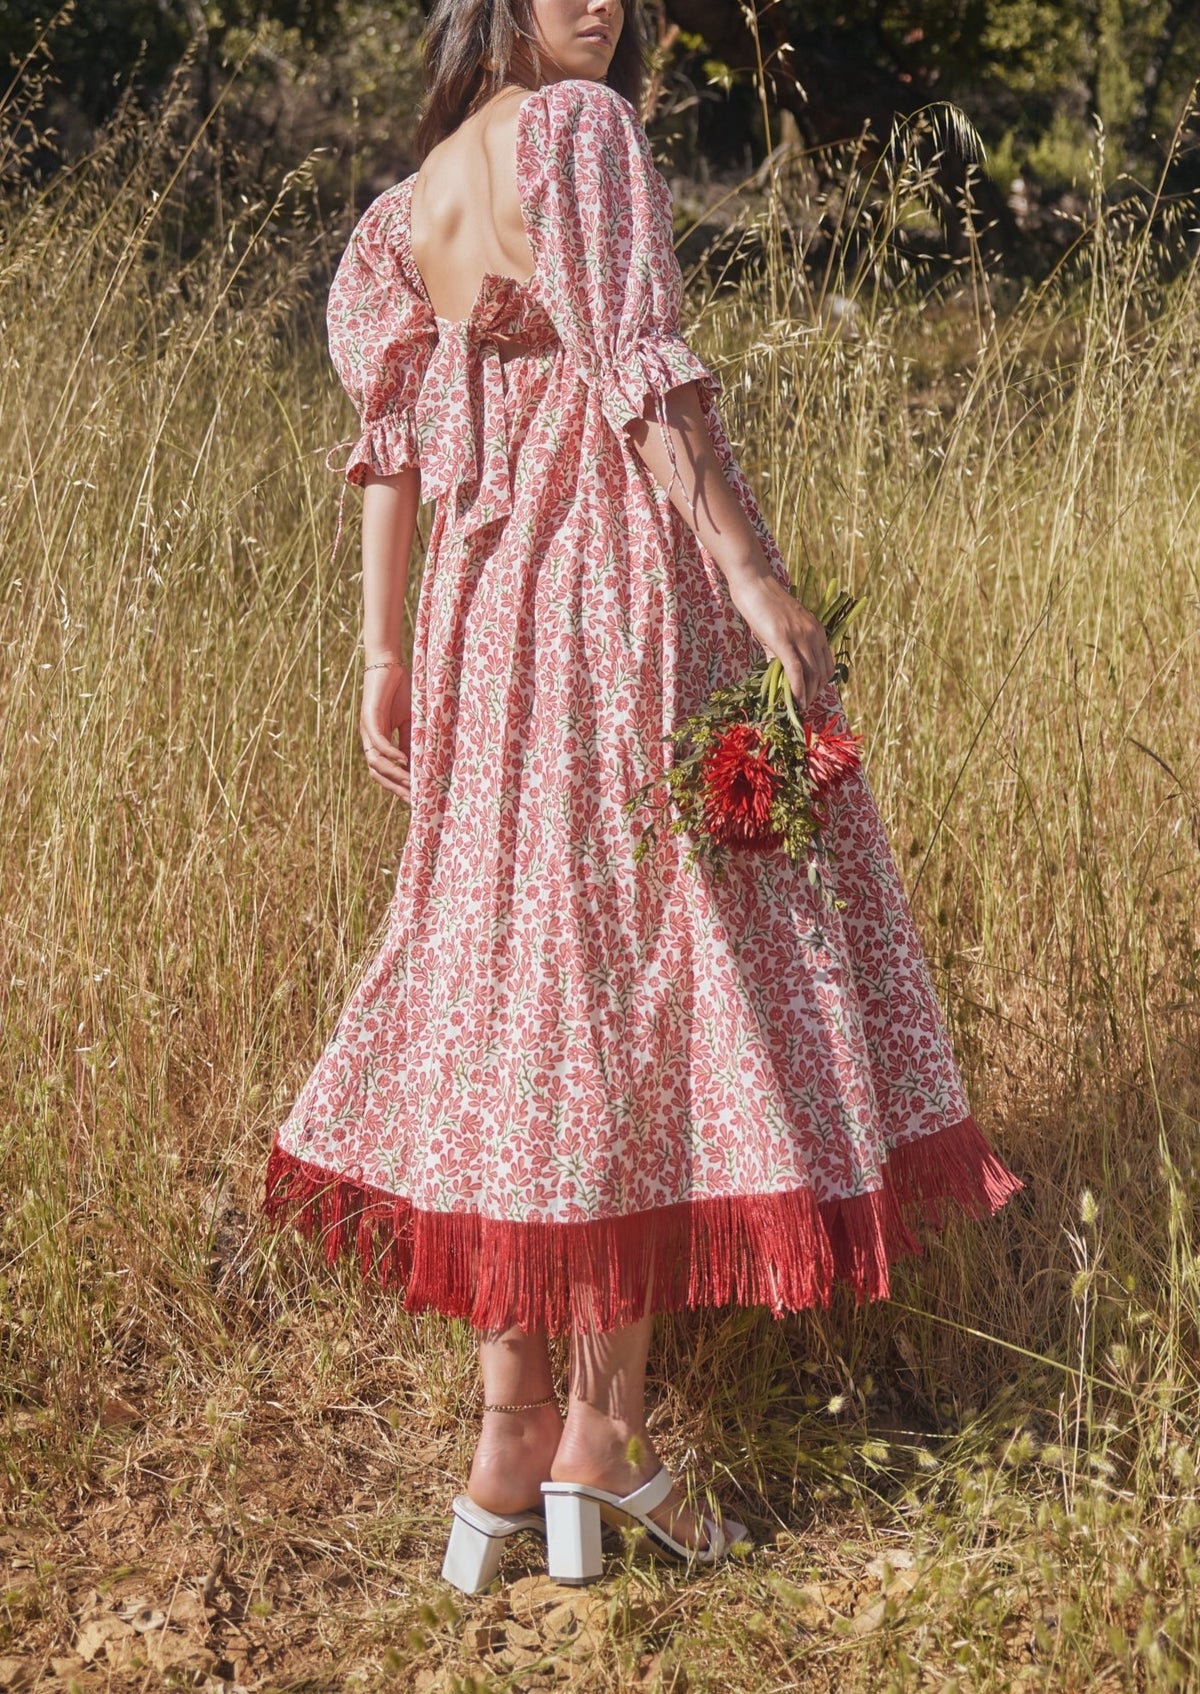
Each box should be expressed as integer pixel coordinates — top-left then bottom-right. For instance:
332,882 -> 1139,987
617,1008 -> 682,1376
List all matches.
264,79 -> 1021,1331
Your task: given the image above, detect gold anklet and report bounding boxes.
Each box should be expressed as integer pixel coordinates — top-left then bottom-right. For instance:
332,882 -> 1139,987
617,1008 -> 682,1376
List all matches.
483,1394 -> 559,1414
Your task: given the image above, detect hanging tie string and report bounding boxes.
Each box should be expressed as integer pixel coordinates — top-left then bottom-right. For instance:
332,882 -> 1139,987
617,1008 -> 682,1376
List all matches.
654,383 -> 698,532
326,446 -> 354,565
326,328 -> 710,566
631,344 -> 699,533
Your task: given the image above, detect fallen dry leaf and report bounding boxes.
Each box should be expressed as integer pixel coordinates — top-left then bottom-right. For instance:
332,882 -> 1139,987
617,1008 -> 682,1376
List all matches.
570,1622 -> 607,1658
503,1618 -> 542,1653
0,1658 -> 32,1691
497,1642 -> 543,1673
846,1596 -> 889,1637
864,1548 -> 914,1582
765,1576 -> 835,1629
462,1618 -> 507,1657
151,1634 -> 217,1674
73,1613 -> 133,1662
542,1599 -> 584,1641
473,1591 -> 510,1624
106,1628 -> 215,1676
508,1573 -> 581,1619
100,1394 -> 142,1429
640,1654 -> 688,1692
884,1564 -> 921,1598
165,1589 -> 210,1628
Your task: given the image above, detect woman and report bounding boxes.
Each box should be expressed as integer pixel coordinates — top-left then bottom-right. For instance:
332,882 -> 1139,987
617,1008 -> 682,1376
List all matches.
264,0 -> 1022,1589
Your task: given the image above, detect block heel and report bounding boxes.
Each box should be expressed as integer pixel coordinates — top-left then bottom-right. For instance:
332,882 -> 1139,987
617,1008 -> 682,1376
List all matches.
542,1485 -> 604,1584
543,1469 -> 748,1579
440,1496 -> 545,1595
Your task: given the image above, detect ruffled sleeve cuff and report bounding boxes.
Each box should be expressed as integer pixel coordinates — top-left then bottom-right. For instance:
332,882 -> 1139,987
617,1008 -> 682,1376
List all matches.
330,409 -> 421,487
600,334 -> 722,437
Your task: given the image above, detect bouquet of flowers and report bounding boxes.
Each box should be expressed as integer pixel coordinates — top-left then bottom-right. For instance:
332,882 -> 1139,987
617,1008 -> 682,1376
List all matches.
623,584 -> 864,881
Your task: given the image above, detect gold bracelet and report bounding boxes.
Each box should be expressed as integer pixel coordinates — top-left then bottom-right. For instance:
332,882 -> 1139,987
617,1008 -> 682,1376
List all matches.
482,1394 -> 559,1414
363,658 -> 405,672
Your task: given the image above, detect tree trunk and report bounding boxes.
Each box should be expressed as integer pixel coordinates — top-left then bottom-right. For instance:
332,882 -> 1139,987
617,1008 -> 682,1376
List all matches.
1127,0 -> 1196,158
180,0 -> 213,113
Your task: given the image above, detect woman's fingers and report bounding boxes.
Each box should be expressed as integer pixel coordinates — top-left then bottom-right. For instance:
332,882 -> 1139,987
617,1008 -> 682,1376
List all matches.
361,709 -> 413,801
369,766 -> 411,801
784,655 -> 811,710
784,630 -> 836,713
737,579 -> 838,714
362,719 -> 408,768
364,743 -> 411,800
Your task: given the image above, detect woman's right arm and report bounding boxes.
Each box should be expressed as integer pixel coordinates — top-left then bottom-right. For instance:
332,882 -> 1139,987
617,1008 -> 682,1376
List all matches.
627,382 -> 836,712
516,85 -> 834,710
359,468 -> 421,802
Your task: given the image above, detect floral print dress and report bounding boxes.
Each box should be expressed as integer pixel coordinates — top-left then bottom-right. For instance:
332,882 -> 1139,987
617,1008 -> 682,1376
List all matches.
263,78 -> 1021,1333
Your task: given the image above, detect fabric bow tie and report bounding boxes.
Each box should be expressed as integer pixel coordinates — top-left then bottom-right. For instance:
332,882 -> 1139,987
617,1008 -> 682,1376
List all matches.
418,278 -> 554,538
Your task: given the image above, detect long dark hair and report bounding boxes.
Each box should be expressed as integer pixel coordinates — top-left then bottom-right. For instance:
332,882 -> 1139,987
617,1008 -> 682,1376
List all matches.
414,0 -> 647,160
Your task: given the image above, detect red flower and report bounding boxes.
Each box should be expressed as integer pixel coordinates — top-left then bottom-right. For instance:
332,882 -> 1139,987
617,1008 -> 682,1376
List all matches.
804,718 -> 863,793
700,722 -> 781,850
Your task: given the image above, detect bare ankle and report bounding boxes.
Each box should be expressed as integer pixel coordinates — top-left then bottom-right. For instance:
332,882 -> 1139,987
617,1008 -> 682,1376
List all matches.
468,1403 -> 563,1515
552,1401 -> 657,1486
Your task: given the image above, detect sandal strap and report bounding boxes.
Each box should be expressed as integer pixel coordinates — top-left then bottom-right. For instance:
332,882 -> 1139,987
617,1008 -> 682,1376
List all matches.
619,1466 -> 675,1517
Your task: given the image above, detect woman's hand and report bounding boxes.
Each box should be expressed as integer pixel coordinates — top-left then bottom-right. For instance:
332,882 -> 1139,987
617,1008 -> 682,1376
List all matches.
360,660 -> 413,802
727,569 -> 837,714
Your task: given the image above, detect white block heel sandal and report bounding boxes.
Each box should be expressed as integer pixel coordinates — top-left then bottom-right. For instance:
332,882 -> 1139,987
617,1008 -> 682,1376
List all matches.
541,1468 -> 748,1585
441,1495 -> 546,1594
441,1393 -> 560,1593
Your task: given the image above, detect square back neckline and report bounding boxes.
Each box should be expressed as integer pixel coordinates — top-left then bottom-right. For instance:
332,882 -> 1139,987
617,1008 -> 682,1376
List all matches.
402,88 -> 545,331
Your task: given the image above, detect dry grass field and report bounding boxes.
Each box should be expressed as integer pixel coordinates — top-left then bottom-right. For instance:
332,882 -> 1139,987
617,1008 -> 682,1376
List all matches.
2,73 -> 1200,1694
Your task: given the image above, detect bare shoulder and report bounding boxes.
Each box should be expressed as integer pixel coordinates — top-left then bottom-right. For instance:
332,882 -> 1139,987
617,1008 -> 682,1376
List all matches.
409,86 -> 535,312
416,88 -> 526,201
425,86 -> 526,156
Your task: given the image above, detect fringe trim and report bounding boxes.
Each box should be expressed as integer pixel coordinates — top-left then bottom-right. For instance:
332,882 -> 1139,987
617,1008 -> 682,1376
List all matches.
262,1116 -> 1022,1335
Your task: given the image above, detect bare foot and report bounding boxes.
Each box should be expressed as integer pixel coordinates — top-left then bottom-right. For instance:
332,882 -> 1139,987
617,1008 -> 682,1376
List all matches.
550,1402 -> 729,1553
468,1401 -> 563,1516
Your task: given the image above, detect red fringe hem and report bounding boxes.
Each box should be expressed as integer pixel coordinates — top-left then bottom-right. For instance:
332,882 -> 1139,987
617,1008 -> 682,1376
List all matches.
262,1116 -> 1022,1334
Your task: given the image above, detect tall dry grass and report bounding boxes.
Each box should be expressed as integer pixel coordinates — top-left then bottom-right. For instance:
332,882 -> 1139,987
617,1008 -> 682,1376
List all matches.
2,63 -> 1200,1694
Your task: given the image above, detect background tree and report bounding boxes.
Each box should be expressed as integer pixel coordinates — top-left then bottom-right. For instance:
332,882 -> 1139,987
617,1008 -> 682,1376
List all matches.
3,0 -> 1197,217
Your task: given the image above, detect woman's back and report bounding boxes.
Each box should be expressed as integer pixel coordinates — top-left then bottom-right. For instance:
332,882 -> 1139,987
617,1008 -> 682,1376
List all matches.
409,90 -> 535,322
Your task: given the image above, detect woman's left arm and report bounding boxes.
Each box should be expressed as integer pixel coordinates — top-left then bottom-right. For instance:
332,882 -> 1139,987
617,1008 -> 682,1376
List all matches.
359,468 -> 421,802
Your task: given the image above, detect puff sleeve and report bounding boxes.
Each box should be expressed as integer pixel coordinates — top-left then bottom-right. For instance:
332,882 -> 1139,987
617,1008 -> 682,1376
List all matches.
519,79 -> 719,436
326,183 -> 436,487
